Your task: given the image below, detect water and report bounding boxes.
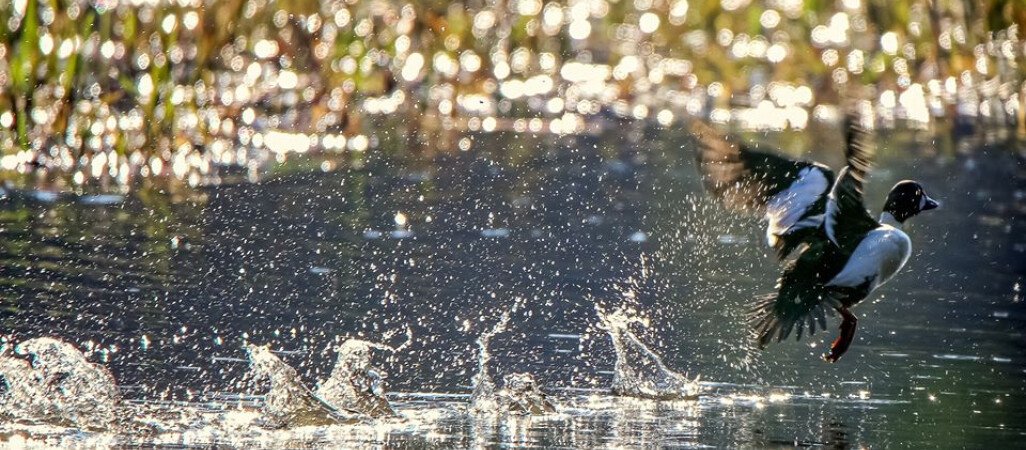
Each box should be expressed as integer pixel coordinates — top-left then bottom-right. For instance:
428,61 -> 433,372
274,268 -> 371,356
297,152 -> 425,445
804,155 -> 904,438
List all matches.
0,126 -> 1024,447
468,310 -> 513,413
315,335 -> 406,418
244,343 -> 352,427
597,306 -> 700,400
0,338 -> 119,429
469,307 -> 559,415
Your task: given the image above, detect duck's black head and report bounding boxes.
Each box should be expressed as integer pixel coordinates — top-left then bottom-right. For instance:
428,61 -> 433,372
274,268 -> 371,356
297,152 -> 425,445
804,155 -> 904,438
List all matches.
883,180 -> 939,222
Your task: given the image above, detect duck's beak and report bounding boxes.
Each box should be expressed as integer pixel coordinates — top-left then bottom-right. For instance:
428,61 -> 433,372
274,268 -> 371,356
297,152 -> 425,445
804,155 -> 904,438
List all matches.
922,195 -> 940,211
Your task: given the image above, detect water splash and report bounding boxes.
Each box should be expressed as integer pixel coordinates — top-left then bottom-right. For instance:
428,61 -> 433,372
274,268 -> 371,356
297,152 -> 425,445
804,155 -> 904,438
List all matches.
244,344 -> 353,428
315,329 -> 411,418
596,307 -> 701,400
468,310 -> 512,413
468,310 -> 557,414
0,337 -> 120,428
497,373 -> 557,415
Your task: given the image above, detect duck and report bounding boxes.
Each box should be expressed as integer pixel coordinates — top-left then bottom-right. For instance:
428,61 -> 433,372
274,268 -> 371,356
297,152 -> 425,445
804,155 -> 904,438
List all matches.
691,119 -> 939,362
690,118 -> 872,260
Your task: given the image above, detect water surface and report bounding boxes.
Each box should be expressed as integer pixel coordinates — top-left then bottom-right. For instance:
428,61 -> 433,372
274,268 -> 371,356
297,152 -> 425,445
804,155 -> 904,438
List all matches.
0,125 -> 1024,447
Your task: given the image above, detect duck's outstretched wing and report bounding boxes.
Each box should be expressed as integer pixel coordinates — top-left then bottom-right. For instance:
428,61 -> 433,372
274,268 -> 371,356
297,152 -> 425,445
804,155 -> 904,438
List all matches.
843,114 -> 874,182
824,117 -> 878,251
690,120 -> 825,213
824,167 -> 879,250
825,147 -> 878,251
690,120 -> 834,259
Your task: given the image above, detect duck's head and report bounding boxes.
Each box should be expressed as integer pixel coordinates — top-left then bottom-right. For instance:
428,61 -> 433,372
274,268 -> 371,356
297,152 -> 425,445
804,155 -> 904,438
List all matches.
883,180 -> 939,223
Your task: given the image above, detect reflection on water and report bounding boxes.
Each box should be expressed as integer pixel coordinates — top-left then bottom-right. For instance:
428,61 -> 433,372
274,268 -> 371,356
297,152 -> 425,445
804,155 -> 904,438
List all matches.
0,126 -> 1024,446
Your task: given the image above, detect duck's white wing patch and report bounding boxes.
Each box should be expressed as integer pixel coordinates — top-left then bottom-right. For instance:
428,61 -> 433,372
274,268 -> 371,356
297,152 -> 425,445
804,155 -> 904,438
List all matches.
764,167 -> 829,245
824,193 -> 839,246
827,227 -> 912,290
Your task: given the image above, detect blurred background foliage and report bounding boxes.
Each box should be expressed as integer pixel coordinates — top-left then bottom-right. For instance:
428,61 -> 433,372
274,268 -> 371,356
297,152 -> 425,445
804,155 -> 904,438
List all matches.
0,0 -> 1025,185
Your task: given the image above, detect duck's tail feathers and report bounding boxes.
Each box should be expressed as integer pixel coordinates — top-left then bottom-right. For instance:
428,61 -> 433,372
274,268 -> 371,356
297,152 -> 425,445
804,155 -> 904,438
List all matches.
748,293 -> 834,349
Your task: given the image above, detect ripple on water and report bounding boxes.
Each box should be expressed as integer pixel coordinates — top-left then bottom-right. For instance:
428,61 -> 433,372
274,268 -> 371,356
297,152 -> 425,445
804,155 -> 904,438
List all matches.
77,194 -> 125,206
629,231 -> 648,243
932,353 -> 982,361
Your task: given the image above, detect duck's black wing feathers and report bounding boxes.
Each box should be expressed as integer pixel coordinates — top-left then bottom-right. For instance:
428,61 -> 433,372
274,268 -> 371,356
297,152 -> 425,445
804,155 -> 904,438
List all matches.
690,120 -> 838,259
824,117 -> 878,251
690,120 -> 822,214
843,115 -> 874,181
749,240 -> 842,346
749,238 -> 877,346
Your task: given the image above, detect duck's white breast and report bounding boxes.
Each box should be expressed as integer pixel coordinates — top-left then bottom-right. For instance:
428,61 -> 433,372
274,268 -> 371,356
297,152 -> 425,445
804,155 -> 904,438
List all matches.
826,225 -> 912,291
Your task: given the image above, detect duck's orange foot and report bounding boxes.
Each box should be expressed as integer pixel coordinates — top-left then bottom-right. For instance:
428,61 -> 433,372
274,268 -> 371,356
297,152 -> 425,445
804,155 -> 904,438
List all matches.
823,308 -> 858,363
823,340 -> 850,362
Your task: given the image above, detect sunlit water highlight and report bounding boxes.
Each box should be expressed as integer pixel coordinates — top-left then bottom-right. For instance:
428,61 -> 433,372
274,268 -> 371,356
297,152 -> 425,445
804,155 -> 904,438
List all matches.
0,337 -> 905,448
0,338 -> 119,429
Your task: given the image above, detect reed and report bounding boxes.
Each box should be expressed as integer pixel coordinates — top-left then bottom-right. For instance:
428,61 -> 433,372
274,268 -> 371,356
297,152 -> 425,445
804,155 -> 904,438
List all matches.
0,0 -> 1022,174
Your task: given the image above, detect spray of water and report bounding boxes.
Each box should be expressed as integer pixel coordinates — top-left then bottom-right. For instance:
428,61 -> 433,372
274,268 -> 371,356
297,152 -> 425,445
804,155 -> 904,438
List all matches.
0,337 -> 120,428
596,306 -> 701,400
315,328 -> 412,418
468,308 -> 557,415
498,372 -> 557,414
244,344 -> 354,428
468,310 -> 511,413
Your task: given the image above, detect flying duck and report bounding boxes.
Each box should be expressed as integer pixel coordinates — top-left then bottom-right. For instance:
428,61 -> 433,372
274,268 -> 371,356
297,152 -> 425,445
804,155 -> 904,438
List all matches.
702,120 -> 937,362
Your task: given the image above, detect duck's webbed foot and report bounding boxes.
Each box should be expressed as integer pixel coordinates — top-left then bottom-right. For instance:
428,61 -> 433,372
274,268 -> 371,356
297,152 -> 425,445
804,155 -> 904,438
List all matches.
823,307 -> 857,363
